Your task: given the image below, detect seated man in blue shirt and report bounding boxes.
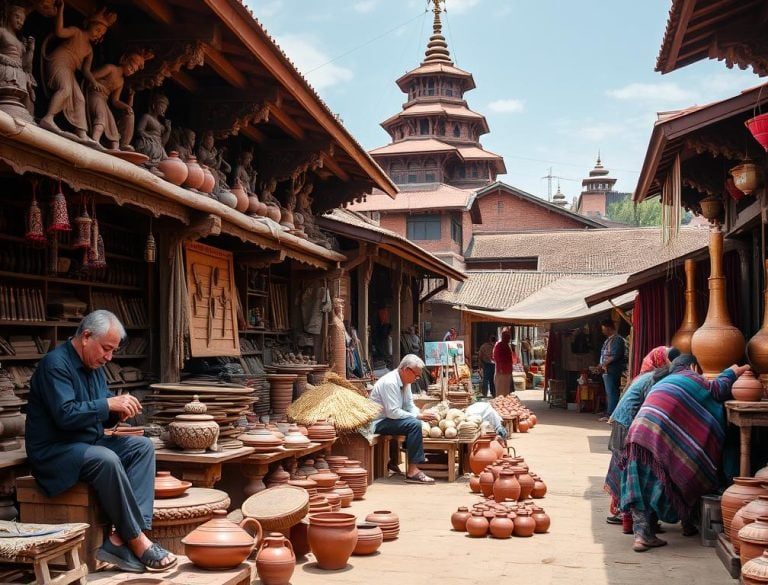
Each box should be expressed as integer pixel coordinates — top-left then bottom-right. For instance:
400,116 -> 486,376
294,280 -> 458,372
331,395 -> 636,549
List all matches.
369,354 -> 436,484
26,310 -> 176,574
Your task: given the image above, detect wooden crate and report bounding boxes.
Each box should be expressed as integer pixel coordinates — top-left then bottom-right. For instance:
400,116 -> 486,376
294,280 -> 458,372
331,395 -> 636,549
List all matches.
16,476 -> 106,571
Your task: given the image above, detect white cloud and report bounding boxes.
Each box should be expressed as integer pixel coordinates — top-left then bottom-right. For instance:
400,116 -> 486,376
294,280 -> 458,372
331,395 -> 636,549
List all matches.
353,0 -> 377,13
273,34 -> 353,90
606,82 -> 698,103
488,98 -> 525,113
446,0 -> 482,14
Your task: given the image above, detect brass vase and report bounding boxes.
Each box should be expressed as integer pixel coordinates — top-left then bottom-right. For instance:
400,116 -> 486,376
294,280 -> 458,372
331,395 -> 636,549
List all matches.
747,259 -> 768,393
671,259 -> 700,353
691,227 -> 745,378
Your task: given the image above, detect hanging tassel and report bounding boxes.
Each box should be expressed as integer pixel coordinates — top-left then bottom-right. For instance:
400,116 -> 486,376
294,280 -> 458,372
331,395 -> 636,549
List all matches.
144,217 -> 156,263
72,196 -> 92,249
95,233 -> 106,269
86,217 -> 99,270
47,179 -> 71,233
25,181 -> 46,244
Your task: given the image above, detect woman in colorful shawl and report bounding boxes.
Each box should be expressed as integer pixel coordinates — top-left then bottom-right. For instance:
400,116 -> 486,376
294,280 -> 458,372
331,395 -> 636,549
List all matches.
639,346 -> 679,374
618,355 -> 748,552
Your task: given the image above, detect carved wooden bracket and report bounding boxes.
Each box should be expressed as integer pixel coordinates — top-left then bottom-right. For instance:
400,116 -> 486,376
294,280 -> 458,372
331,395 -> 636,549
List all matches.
179,213 -> 221,241
189,87 -> 279,139
258,142 -> 330,183
237,250 -> 287,268
128,40 -> 205,91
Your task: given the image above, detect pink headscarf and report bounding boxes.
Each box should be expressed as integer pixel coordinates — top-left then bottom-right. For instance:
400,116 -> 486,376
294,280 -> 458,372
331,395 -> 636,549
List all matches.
639,346 -> 669,374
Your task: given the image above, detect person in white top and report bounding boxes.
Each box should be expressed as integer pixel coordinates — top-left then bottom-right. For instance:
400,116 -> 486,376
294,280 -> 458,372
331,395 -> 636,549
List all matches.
369,354 -> 436,484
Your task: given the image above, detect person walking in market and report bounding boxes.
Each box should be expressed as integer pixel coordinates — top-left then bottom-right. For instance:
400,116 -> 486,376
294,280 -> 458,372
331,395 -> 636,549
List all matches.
369,354 -> 437,484
617,355 -> 749,552
478,334 -> 496,397
493,329 -> 518,396
598,319 -> 626,422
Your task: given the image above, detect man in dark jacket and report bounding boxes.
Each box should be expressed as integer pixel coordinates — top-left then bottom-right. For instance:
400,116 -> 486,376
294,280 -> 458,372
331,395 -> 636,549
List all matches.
26,310 -> 176,573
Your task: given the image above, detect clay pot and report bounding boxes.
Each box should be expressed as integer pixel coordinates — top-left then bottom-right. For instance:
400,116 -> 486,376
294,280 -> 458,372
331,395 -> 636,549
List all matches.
217,188 -> 238,209
529,414 -> 537,426
288,474 -> 318,491
239,423 -> 283,452
247,195 -> 264,215
154,471 -> 192,498
722,477 -> 768,541
331,481 -> 354,508
731,161 -> 762,195
493,469 -> 521,502
256,532 -> 295,585
307,512 -> 358,570
518,419 -> 530,433
690,229 -> 746,378
739,516 -> 768,566
513,467 -> 535,500
489,513 -> 514,539
182,510 -> 263,569
531,478 -> 547,498
324,492 -> 341,512
168,396 -> 219,453
266,204 -> 282,223
183,156 -> 205,190
231,182 -> 249,213
671,259 -> 700,354
470,437 -> 498,475
513,510 -> 536,537
531,507 -> 551,533
748,261 -> 768,382
200,166 -> 215,194
312,471 -> 339,489
742,551 -> 768,585
732,371 -> 765,402
479,468 -> 495,498
699,196 -> 723,221
289,519 -> 310,558
284,426 -> 311,450
465,511 -> 489,537
353,523 -> 383,555
265,464 -> 291,488
468,474 -> 481,493
451,506 -> 471,532
157,151 -> 188,185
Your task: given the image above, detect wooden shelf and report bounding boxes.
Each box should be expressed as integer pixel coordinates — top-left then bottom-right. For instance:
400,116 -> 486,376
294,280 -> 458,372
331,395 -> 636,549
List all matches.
0,353 -> 45,361
109,381 -> 149,389
111,354 -> 148,359
0,270 -> 143,291
0,319 -> 77,327
106,252 -> 144,263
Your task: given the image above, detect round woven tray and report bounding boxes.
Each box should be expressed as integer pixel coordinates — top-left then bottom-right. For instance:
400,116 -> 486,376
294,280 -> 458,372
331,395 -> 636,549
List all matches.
241,485 -> 309,531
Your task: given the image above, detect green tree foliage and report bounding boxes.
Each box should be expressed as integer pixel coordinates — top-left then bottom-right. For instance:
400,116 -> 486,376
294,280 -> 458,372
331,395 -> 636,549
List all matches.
606,197 -> 663,226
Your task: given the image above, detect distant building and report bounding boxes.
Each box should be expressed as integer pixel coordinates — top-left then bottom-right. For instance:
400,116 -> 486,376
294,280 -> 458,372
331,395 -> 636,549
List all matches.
576,155 -> 631,219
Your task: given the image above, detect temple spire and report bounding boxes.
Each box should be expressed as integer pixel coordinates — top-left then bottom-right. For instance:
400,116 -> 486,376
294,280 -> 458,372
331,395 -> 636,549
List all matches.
423,0 -> 452,64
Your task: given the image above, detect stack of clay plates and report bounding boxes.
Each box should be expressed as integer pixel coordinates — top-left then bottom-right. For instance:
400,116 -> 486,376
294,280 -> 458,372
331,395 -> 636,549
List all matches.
365,510 -> 400,541
307,420 -> 336,442
147,382 -> 257,449
336,460 -> 368,500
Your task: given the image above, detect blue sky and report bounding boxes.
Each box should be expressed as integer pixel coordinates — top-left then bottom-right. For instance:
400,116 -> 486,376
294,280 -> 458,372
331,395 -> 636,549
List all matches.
250,0 -> 761,203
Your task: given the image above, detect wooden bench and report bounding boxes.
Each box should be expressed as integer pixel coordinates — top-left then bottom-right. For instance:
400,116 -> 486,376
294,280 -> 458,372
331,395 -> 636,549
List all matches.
16,477 -> 107,572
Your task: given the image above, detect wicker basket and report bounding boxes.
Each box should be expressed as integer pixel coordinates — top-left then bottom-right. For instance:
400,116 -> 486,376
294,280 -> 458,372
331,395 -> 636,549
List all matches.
241,485 -> 309,531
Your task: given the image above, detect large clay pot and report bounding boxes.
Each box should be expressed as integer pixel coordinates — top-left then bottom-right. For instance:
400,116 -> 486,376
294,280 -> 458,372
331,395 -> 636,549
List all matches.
266,204 -> 282,223
671,259 -> 700,353
182,510 -> 263,569
722,477 -> 768,541
307,512 -> 358,570
479,468 -> 495,498
748,260 -> 768,390
231,182 -> 249,213
157,151 -> 188,186
256,532 -> 295,585
200,166 -> 216,195
465,511 -> 489,537
742,551 -> 768,585
489,513 -> 514,539
468,474 -> 481,493
733,497 -> 768,553
451,507 -> 471,532
493,469 -> 521,502
513,510 -> 536,537
513,467 -> 535,500
183,156 -> 205,190
531,506 -> 551,533
732,371 -> 765,402
353,523 -> 383,555
690,228 -> 745,378
739,516 -> 768,566
470,437 -> 498,475
168,396 -> 219,453
289,519 -> 310,558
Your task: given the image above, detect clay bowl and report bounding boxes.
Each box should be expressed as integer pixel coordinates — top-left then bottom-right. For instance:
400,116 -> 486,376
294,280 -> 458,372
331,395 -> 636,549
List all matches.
353,523 -> 383,555
154,471 -> 192,499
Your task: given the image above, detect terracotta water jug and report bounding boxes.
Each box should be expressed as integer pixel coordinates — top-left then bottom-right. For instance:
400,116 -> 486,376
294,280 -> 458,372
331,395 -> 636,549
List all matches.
513,510 -> 536,537
493,469 -> 521,502
256,532 -> 295,585
739,516 -> 768,566
489,512 -> 514,539
307,512 -> 358,570
465,511 -> 489,537
732,371 -> 765,402
748,261 -> 768,392
721,477 -> 768,541
513,467 -> 535,500
157,151 -> 188,185
531,506 -> 551,533
182,510 -> 263,569
671,259 -> 700,353
690,228 -> 745,378
200,166 -> 216,194
531,477 -> 548,498
451,507 -> 471,532
470,437 -> 497,475
183,156 -> 205,190
479,468 -> 495,498
469,474 -> 481,493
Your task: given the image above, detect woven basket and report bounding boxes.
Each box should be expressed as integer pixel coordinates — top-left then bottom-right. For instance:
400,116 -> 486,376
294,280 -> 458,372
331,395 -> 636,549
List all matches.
241,485 -> 309,531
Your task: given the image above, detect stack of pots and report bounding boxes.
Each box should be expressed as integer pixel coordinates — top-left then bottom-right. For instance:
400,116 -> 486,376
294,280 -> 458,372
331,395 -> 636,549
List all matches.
331,481 -> 354,508
721,478 -> 768,542
307,420 -> 337,441
451,500 -> 550,538
308,512 -> 358,570
337,460 -> 368,500
732,496 -> 768,553
325,456 -> 348,473
365,510 -> 399,540
738,516 -> 768,566
267,374 -> 297,415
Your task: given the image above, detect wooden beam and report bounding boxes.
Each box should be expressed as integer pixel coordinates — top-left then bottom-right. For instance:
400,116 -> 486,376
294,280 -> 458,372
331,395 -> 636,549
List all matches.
237,250 -> 286,268
268,104 -> 305,140
203,44 -> 247,89
171,70 -> 199,93
133,0 -> 175,24
664,0 -> 697,73
241,125 -> 267,143
180,214 -> 221,241
322,153 -> 350,181
220,40 -> 253,58
392,261 -> 402,366
358,258 -> 373,363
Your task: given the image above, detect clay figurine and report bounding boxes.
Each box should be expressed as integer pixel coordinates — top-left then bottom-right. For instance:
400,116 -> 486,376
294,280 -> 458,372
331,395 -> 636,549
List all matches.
234,149 -> 258,195
167,126 -> 195,160
0,2 -> 36,121
40,1 -> 117,142
196,130 -> 231,196
134,92 -> 171,164
296,179 -> 330,247
87,50 -> 153,150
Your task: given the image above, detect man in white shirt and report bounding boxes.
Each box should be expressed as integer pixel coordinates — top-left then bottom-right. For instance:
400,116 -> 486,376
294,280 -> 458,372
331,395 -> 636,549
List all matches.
370,354 -> 436,484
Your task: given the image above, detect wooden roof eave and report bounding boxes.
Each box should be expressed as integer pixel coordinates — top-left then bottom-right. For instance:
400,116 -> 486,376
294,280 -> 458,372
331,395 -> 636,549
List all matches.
203,0 -> 396,199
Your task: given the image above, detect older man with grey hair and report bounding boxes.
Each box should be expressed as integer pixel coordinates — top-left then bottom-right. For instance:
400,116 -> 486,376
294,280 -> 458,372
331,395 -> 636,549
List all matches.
26,310 -> 177,573
369,354 -> 436,484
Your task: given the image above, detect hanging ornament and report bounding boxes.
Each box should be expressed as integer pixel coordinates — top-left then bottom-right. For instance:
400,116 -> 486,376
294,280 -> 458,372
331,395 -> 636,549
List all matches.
144,218 -> 156,263
25,181 -> 46,244
95,233 -> 106,269
72,197 -> 92,249
47,179 -> 71,233
86,217 -> 100,270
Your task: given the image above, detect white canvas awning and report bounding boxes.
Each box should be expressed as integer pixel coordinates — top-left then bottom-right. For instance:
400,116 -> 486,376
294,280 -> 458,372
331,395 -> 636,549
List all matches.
457,274 -> 635,325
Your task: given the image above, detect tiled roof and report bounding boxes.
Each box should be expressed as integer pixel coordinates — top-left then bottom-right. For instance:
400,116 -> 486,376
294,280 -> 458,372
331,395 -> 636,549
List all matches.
348,183 -> 476,213
467,227 -> 709,273
369,138 -> 457,156
383,103 -> 486,127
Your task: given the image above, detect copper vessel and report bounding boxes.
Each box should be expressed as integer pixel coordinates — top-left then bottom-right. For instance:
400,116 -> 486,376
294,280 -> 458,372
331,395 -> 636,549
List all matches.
671,259 -> 700,353
690,228 -> 745,377
747,259 -> 768,393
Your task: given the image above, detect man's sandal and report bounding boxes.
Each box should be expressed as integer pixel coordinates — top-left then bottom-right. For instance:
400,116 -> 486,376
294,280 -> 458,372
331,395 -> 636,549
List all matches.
95,539 -> 145,573
405,471 -> 435,484
140,543 -> 178,573
387,460 -> 403,475
632,537 -> 667,552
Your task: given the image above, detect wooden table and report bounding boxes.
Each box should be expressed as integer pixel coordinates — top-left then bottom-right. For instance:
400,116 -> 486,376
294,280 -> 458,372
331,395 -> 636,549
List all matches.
416,437 -> 458,482
725,400 -> 768,476
501,415 -> 519,435
155,446 -> 255,488
89,557 -> 254,585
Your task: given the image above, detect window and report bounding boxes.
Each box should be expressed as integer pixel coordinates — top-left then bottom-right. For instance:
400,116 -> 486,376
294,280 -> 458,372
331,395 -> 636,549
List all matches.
457,166 -> 466,179
471,164 -> 478,178
450,216 -> 462,244
407,174 -> 418,183
427,78 -> 435,96
420,119 -> 429,135
407,215 -> 441,240
453,124 -> 461,138
425,173 -> 435,182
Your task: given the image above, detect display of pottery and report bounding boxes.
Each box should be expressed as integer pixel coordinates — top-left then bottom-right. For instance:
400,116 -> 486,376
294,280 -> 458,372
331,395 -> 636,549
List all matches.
337,460 -> 368,500
307,512 -> 358,570
732,371 -> 765,402
167,396 -> 219,453
739,516 -> 768,566
721,477 -> 768,541
690,228 -> 746,378
672,260 -> 699,354
154,471 -> 192,499
181,510 -> 263,569
353,523 -> 383,556
256,532 -> 296,585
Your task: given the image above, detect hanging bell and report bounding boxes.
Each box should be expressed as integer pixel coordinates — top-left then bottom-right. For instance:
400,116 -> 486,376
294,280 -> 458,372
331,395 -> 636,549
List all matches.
48,182 -> 70,233
72,209 -> 92,249
144,231 -> 156,263
25,194 -> 46,244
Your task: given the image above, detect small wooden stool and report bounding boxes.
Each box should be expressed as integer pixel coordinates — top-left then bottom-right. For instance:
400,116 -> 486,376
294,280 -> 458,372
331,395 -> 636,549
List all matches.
414,438 -> 458,482
375,435 -> 405,478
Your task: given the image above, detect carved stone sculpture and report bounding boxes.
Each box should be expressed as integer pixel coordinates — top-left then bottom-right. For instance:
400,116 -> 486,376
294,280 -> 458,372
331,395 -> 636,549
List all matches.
296,180 -> 330,248
40,2 -> 117,142
134,92 -> 171,164
196,130 -> 231,197
0,2 -> 36,121
167,126 -> 196,160
87,50 -> 153,150
235,150 -> 258,195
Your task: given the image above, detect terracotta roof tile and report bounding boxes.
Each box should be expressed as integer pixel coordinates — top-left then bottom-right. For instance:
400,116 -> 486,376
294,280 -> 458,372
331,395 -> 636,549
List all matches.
348,183 -> 475,213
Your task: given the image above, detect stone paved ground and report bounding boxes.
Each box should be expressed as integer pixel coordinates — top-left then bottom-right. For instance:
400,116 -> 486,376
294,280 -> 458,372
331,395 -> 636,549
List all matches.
291,391 -> 734,585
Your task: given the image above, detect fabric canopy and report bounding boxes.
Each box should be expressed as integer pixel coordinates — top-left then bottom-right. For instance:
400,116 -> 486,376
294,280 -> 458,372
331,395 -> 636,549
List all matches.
458,274 -> 635,324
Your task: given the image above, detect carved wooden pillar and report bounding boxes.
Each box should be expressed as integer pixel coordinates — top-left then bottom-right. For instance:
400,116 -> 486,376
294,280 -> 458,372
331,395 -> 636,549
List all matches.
358,259 -> 373,363
392,261 -> 403,366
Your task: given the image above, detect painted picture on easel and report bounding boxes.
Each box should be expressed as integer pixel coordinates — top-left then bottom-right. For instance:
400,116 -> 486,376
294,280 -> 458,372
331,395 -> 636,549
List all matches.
424,341 -> 465,366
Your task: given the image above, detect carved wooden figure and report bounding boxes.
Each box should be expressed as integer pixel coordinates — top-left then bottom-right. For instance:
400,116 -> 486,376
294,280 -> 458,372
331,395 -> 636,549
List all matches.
167,126 -> 195,160
196,130 -> 231,195
234,150 -> 257,195
40,1 -> 116,141
0,2 -> 36,121
134,92 -> 171,163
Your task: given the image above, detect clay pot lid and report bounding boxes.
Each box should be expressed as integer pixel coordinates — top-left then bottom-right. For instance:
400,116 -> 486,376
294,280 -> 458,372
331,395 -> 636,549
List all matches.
242,485 -> 309,526
288,475 -> 317,490
742,551 -> 768,580
181,510 -> 259,548
154,471 -> 192,497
